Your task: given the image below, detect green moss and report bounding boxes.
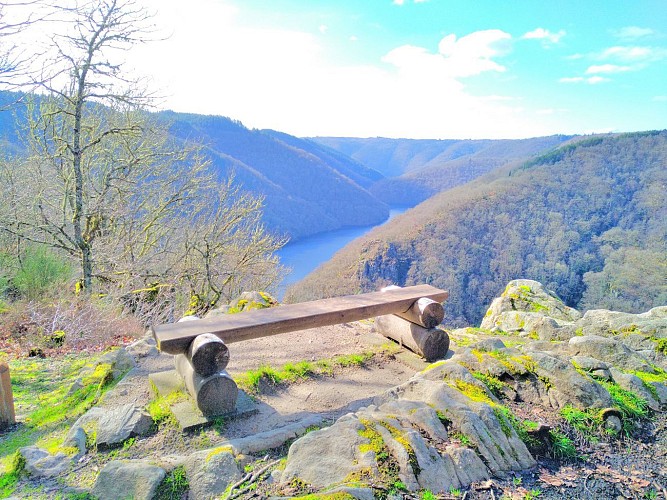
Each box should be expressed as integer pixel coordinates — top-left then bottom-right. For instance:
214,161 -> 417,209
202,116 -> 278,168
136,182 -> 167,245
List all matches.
472,372 -> 507,399
379,421 -> 421,477
493,407 -> 513,437
420,360 -> 446,373
627,369 -> 667,401
1,353 -> 126,474
0,452 -> 26,498
470,349 -> 485,363
451,379 -> 493,404
654,338 -> 667,355
357,420 -> 400,498
531,302 -> 548,313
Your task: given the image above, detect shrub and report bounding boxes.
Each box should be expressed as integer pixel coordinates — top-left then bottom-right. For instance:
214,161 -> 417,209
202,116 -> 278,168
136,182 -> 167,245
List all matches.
12,246 -> 73,300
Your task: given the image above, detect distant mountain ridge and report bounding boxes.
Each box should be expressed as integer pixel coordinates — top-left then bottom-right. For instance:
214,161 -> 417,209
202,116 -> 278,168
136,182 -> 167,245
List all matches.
288,131 -> 667,326
312,135 -> 575,205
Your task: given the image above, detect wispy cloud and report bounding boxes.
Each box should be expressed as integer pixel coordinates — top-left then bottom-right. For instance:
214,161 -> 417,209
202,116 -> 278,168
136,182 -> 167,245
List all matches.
614,26 -> 655,41
600,45 -> 660,62
586,64 -> 633,74
559,76 -> 609,85
522,28 -> 566,44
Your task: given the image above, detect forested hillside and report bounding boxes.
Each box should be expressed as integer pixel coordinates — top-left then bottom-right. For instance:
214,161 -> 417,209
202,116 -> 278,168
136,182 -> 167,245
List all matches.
287,131 -> 667,326
314,135 -> 574,205
142,112 -> 391,241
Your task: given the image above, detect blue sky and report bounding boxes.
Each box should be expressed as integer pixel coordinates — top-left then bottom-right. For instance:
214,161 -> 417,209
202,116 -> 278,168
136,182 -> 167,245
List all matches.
129,0 -> 666,138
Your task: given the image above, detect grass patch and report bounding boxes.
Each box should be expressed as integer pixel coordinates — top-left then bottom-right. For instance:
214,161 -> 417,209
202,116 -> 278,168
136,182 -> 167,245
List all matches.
560,405 -> 602,438
599,380 -> 650,424
236,351 -> 375,394
0,452 -> 25,498
548,429 -> 577,459
154,465 -> 188,500
0,352 -> 126,476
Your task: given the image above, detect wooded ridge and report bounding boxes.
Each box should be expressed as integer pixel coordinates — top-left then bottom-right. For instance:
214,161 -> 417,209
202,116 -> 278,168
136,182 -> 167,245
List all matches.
288,131 -> 667,326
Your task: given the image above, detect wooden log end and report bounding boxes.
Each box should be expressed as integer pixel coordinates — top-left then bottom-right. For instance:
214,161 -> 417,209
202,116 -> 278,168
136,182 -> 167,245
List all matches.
196,373 -> 238,417
188,333 -> 230,376
417,329 -> 450,362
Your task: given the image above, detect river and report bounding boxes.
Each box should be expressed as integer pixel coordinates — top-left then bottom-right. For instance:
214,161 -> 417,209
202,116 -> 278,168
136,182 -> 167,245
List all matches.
274,207 -> 408,299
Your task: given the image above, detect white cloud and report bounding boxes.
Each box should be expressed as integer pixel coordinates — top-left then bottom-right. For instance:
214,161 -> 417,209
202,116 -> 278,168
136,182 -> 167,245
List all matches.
559,76 -> 609,85
124,2 -> 555,139
319,24 -> 328,34
615,26 -> 655,40
599,45 -> 663,62
522,28 -> 566,44
393,0 -> 405,4
585,64 -> 633,74
349,35 -> 358,42
587,76 -> 609,84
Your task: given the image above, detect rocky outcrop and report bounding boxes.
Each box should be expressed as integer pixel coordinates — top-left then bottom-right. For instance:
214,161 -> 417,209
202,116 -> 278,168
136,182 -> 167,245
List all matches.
278,280 -> 666,497
19,281 -> 665,499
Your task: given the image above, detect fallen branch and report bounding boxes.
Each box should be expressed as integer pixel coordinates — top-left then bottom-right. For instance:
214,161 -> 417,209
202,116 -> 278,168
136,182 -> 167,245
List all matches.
224,458 -> 281,500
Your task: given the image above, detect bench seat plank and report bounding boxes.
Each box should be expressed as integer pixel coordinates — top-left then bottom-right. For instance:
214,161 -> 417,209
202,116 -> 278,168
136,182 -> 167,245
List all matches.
152,284 -> 448,354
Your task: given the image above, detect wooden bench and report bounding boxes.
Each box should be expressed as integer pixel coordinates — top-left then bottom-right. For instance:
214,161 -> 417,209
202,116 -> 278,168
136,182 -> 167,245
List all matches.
150,284 -> 449,417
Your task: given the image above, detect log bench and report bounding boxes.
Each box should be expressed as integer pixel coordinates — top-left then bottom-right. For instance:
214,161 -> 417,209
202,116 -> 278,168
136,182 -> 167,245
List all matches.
150,284 -> 449,417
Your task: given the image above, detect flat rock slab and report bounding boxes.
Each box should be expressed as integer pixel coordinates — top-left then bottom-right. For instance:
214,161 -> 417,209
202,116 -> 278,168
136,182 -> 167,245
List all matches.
149,370 -> 257,431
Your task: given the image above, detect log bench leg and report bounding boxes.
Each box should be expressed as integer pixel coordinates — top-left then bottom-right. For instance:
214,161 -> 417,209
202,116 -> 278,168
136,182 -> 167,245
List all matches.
174,353 -> 238,417
375,314 -> 450,362
173,317 -> 238,417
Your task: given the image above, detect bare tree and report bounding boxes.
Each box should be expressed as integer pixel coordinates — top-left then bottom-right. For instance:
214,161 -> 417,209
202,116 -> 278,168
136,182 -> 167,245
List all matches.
0,0 -> 285,312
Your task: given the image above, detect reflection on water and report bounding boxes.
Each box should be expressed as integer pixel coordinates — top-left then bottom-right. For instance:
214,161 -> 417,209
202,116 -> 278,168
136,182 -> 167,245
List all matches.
275,208 -> 408,299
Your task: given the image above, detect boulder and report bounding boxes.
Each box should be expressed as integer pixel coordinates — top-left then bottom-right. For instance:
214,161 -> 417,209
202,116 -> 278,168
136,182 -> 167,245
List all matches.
19,446 -> 70,478
575,309 -> 667,339
481,280 -> 581,332
92,460 -> 165,500
68,404 -> 152,449
184,449 -> 242,500
281,414 -> 378,489
95,404 -> 153,447
568,335 -> 654,373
